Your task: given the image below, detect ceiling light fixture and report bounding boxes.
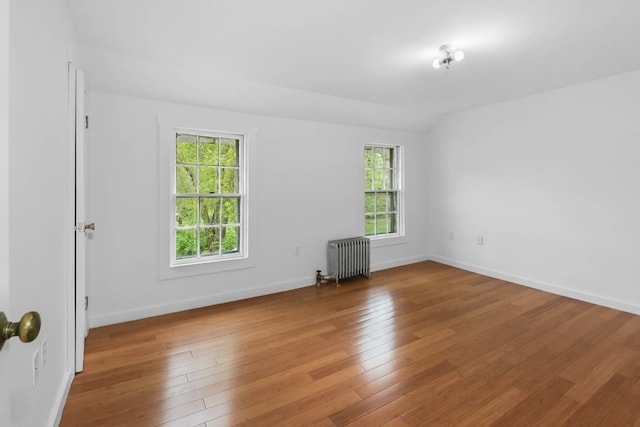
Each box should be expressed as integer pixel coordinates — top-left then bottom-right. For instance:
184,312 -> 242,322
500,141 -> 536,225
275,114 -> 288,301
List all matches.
432,44 -> 465,70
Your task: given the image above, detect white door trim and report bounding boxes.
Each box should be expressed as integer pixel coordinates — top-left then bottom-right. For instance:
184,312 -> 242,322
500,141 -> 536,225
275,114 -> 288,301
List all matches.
74,68 -> 87,372
66,61 -> 77,373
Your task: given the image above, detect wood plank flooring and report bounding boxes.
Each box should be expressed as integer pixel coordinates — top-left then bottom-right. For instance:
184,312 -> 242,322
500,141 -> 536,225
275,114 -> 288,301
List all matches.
60,261 -> 640,426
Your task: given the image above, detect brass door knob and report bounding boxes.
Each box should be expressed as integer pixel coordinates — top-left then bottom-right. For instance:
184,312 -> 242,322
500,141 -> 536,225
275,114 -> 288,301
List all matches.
0,311 -> 41,349
84,222 -> 95,231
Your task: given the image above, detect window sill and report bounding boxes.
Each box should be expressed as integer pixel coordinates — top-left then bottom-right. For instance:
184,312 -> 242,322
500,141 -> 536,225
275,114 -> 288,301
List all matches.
161,255 -> 255,280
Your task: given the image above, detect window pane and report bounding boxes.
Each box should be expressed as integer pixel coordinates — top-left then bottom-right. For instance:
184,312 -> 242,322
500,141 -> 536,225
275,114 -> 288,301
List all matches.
200,227 -> 220,256
373,170 -> 385,190
176,197 -> 197,226
363,145 -> 399,237
374,147 -> 384,166
387,192 -> 397,212
364,169 -> 373,190
220,138 -> 239,167
176,134 -> 197,164
221,226 -> 240,253
222,197 -> 239,224
220,168 -> 239,193
199,166 -> 218,193
382,169 -> 391,189
177,133 -> 197,144
365,214 -> 375,236
173,131 -> 244,264
364,192 -> 375,214
199,135 -> 215,143
375,192 -> 387,212
200,197 -> 221,225
176,165 -> 196,193
383,147 -> 393,168
364,146 -> 374,168
388,213 -> 397,233
376,214 -> 388,234
199,137 -> 218,166
176,229 -> 197,259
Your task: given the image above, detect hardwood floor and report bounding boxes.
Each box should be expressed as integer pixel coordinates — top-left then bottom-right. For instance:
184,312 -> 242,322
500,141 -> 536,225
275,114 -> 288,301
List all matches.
60,261 -> 640,426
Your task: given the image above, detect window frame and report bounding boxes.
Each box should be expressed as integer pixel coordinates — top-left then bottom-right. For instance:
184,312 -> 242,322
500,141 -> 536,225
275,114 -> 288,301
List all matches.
157,112 -> 257,281
363,143 -> 404,240
171,129 -> 247,266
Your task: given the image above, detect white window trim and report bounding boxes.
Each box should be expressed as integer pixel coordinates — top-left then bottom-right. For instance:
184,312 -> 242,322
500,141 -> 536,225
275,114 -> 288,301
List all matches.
157,114 -> 257,280
362,142 -> 406,247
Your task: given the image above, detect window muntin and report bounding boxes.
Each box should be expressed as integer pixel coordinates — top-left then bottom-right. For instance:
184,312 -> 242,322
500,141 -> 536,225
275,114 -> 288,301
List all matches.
364,145 -> 399,237
173,131 -> 244,264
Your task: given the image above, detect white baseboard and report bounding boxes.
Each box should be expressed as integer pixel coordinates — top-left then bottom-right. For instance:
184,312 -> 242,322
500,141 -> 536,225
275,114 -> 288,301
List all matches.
430,255 -> 640,316
51,370 -> 74,427
90,276 -> 312,327
90,254 -> 433,327
91,254 -> 639,328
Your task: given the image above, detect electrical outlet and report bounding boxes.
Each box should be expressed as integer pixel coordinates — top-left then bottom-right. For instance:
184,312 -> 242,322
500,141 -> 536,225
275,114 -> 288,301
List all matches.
477,235 -> 484,246
295,246 -> 301,256
33,350 -> 41,388
41,338 -> 47,368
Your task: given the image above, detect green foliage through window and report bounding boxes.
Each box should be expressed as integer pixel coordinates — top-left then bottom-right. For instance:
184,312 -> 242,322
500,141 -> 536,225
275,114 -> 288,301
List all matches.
364,145 -> 399,236
175,132 -> 243,261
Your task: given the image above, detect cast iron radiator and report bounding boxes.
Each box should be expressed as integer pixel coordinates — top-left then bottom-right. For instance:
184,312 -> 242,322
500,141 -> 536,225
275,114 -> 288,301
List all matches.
327,237 -> 370,284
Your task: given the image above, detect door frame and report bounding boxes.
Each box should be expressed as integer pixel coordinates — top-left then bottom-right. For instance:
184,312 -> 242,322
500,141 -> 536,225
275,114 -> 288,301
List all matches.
66,61 -> 77,374
74,67 -> 87,372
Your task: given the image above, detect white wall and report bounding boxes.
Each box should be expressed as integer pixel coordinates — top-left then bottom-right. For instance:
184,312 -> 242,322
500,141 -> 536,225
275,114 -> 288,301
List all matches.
7,1 -> 77,425
87,92 -> 429,326
427,70 -> 640,314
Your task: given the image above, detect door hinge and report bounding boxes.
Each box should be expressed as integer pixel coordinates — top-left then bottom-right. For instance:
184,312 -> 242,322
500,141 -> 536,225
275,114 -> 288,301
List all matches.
85,115 -> 89,129
85,296 -> 88,310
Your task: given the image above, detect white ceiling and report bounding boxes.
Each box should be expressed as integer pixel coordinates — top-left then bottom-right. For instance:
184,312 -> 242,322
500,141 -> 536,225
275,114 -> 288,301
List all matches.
67,0 -> 640,132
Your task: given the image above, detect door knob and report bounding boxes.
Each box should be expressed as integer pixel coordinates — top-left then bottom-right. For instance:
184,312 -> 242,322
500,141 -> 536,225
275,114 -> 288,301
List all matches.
0,311 -> 41,350
84,223 -> 95,231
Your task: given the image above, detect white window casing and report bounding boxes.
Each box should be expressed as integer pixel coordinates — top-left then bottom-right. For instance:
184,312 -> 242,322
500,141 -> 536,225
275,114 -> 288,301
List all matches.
157,114 -> 256,280
364,143 -> 405,241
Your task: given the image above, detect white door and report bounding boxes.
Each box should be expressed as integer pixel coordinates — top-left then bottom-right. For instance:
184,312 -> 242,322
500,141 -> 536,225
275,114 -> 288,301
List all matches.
0,0 -> 11,416
0,146 -> 9,425
73,66 -> 89,372
0,223 -> 8,427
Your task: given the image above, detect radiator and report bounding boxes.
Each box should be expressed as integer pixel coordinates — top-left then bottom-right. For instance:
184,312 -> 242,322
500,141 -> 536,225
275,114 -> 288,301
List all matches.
327,237 -> 370,284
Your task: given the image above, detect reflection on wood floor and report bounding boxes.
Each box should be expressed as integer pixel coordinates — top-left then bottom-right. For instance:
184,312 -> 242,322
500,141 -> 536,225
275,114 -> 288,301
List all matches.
61,261 -> 640,426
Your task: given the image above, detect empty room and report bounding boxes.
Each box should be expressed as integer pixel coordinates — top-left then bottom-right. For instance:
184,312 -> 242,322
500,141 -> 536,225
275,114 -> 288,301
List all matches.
1,0 -> 640,426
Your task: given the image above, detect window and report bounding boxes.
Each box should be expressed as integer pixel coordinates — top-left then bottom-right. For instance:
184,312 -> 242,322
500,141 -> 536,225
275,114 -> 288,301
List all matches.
172,130 -> 245,264
364,144 -> 401,237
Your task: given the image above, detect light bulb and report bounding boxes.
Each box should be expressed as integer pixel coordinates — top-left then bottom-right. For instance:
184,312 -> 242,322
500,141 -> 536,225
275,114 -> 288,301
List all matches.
432,58 -> 441,69
454,50 -> 465,61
